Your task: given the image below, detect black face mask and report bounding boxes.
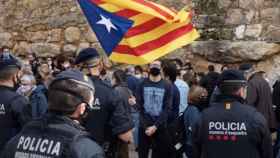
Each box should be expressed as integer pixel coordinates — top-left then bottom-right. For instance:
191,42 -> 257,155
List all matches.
79,103 -> 93,125
196,96 -> 208,111
150,68 -> 161,76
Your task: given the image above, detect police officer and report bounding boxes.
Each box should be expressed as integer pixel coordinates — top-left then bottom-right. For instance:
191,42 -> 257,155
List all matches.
192,69 -> 273,158
0,52 -> 29,153
1,70 -> 104,158
75,48 -> 134,154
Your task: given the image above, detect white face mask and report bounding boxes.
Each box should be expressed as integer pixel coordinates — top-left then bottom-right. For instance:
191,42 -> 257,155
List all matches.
63,63 -> 70,69
17,85 -> 34,96
135,74 -> 142,79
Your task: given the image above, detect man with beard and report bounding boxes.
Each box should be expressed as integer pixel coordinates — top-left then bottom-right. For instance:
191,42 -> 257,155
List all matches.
1,70 -> 104,158
136,60 -> 173,158
0,52 -> 29,154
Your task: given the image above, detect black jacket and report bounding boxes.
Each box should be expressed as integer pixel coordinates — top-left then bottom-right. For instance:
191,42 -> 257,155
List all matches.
83,76 -> 134,144
0,114 -> 104,158
0,85 -> 29,152
193,95 -> 273,158
247,73 -> 277,131
113,82 -> 134,114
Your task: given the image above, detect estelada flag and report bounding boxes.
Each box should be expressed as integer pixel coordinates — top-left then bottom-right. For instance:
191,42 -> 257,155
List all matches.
78,0 -> 200,65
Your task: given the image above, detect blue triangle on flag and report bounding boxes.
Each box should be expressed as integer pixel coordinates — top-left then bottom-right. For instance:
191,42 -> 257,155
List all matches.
78,0 -> 134,56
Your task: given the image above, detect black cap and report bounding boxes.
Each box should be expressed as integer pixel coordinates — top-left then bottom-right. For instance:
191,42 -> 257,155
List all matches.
0,52 -> 21,70
50,69 -> 94,91
239,63 -> 253,71
75,48 -> 100,64
48,70 -> 95,113
218,69 -> 247,86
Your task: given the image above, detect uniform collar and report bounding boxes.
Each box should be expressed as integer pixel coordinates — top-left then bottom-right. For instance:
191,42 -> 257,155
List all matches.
0,85 -> 15,91
216,95 -> 245,104
45,113 -> 85,131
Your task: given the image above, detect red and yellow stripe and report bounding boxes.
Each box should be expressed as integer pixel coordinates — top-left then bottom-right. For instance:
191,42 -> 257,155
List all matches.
91,0 -> 199,65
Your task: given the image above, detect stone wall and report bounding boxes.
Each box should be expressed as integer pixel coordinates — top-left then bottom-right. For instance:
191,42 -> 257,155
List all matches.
0,0 -> 280,82
0,0 -> 99,57
164,0 -> 280,84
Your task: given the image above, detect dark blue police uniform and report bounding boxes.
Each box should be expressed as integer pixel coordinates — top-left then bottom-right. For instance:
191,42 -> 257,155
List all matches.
1,114 -> 104,158
1,70 -> 105,158
0,53 -> 29,153
84,76 -> 134,144
192,70 -> 273,158
76,48 -> 134,145
0,86 -> 29,152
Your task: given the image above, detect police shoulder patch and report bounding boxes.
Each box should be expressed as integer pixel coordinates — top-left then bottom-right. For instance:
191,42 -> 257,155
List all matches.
84,75 -> 89,82
225,102 -> 231,110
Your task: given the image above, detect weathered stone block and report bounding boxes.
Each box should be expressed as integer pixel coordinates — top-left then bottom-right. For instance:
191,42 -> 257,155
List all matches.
31,43 -> 60,57
193,15 -> 208,28
218,0 -> 232,8
261,8 -> 280,24
63,44 -> 77,54
225,9 -> 245,25
239,0 -> 264,9
245,10 -> 255,24
245,24 -> 263,38
0,32 -> 13,47
84,28 -> 98,43
13,41 -> 30,55
48,29 -> 62,42
190,41 -> 280,63
22,0 -> 42,10
220,29 -> 233,40
28,31 -> 48,42
263,25 -> 280,42
65,27 -> 81,43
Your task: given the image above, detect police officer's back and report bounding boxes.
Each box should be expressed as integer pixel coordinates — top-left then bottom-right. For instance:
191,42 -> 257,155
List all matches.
1,70 -> 104,158
193,70 -> 273,158
0,52 -> 29,153
75,48 -> 134,145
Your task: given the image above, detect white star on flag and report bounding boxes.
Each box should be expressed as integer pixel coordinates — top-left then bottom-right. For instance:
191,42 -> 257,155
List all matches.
96,15 -> 117,33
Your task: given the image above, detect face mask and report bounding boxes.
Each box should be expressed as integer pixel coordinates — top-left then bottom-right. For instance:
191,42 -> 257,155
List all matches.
17,85 -> 34,96
195,96 -> 208,111
135,74 -> 142,79
62,63 -> 70,70
150,68 -> 161,76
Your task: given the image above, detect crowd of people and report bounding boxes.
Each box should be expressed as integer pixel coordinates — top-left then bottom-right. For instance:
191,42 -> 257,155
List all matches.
0,46 -> 280,158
